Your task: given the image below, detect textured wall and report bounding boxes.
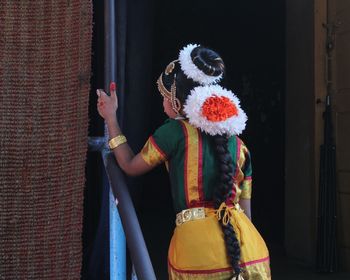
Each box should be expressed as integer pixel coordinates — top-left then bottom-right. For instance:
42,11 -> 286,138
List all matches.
0,1 -> 92,279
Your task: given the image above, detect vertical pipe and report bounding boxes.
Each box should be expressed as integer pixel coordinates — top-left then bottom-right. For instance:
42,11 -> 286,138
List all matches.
104,0 -> 126,279
104,153 -> 156,280
109,187 -> 126,279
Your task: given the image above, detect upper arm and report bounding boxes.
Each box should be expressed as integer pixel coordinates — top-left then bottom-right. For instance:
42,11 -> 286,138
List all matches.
111,119 -> 181,176
239,198 -> 252,220
123,152 -> 155,176
139,119 -> 181,169
240,142 -> 253,199
239,142 -> 252,220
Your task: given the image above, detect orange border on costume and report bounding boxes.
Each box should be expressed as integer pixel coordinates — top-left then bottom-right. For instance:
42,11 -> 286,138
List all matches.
149,136 -> 167,158
240,175 -> 252,199
237,143 -> 252,200
197,130 -> 204,202
141,136 -> 167,166
180,121 -> 203,207
234,136 -> 243,179
240,256 -> 270,267
231,136 -> 249,202
168,256 -> 270,274
168,261 -> 232,274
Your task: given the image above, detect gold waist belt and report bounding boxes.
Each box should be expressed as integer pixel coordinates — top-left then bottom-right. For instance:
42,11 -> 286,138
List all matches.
175,203 -> 243,226
175,207 -> 206,226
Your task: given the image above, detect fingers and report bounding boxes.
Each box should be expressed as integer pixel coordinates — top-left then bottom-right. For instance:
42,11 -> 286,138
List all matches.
96,83 -> 117,112
110,82 -> 116,92
96,89 -> 105,112
110,82 -> 117,100
97,89 -> 108,98
96,83 -> 116,100
96,89 -> 109,107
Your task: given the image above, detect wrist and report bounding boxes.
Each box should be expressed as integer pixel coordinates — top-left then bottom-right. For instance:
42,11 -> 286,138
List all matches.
105,115 -> 122,137
105,114 -> 117,125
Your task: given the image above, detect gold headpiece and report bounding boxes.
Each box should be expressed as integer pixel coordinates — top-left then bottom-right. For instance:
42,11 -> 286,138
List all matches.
156,60 -> 181,114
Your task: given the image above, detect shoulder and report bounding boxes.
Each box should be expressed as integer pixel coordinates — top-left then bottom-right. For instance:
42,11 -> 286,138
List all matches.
150,119 -> 186,154
154,118 -> 184,137
163,118 -> 184,129
227,135 -> 250,156
230,135 -> 248,148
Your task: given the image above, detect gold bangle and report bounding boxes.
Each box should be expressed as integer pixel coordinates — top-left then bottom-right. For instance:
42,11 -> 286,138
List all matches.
108,135 -> 127,150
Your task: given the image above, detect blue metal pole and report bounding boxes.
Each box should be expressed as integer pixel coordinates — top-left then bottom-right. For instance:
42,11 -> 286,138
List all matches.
104,0 -> 126,279
109,186 -> 126,279
104,153 -> 156,280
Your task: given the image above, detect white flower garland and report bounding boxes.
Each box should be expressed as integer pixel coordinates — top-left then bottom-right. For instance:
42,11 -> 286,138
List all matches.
179,44 -> 223,85
183,85 -> 247,136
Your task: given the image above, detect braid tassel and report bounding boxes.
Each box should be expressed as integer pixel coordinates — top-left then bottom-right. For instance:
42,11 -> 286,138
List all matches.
216,202 -> 233,225
232,274 -> 245,280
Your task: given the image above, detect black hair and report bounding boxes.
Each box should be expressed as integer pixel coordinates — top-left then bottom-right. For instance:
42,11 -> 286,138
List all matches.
160,45 -> 241,276
161,45 -> 225,105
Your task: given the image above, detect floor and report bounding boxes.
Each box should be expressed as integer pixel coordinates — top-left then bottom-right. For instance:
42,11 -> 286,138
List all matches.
272,260 -> 349,280
270,245 -> 350,280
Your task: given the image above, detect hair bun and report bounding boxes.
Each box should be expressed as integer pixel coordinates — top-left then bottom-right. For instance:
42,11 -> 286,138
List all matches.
178,44 -> 224,85
190,46 -> 225,77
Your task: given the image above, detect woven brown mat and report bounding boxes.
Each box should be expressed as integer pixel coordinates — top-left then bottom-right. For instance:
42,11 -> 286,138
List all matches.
0,1 -> 92,279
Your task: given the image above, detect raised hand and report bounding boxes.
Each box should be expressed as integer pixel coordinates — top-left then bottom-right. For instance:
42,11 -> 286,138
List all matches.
96,82 -> 118,122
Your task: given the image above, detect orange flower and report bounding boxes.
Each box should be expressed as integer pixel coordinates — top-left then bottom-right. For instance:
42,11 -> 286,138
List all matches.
201,95 -> 238,122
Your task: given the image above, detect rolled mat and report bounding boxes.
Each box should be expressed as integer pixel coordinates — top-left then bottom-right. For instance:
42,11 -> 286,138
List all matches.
0,1 -> 92,279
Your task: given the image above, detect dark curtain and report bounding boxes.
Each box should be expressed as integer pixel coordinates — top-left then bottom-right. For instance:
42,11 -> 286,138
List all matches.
82,0 -> 156,279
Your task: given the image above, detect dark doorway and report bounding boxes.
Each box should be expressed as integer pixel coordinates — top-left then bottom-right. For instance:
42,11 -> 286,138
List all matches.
83,0 -> 285,279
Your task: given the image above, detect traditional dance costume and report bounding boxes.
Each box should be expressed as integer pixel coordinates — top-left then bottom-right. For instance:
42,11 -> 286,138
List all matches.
138,43 -> 271,279
141,119 -> 271,280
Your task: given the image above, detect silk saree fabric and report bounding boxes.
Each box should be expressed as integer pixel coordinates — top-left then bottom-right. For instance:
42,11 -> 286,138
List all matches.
141,119 -> 271,279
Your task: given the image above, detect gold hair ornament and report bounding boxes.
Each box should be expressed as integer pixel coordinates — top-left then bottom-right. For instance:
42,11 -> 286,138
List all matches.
156,60 -> 181,114
156,73 -> 171,100
165,60 -> 177,75
170,75 -> 181,114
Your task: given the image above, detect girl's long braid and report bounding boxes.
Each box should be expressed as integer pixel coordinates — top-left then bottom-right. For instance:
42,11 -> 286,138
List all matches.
213,135 -> 242,276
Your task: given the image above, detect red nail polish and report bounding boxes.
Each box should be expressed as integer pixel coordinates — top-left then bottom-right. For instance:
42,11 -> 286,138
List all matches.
110,82 -> 116,92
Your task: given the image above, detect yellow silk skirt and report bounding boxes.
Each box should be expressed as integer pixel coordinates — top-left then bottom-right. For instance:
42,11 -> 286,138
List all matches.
168,207 -> 271,280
